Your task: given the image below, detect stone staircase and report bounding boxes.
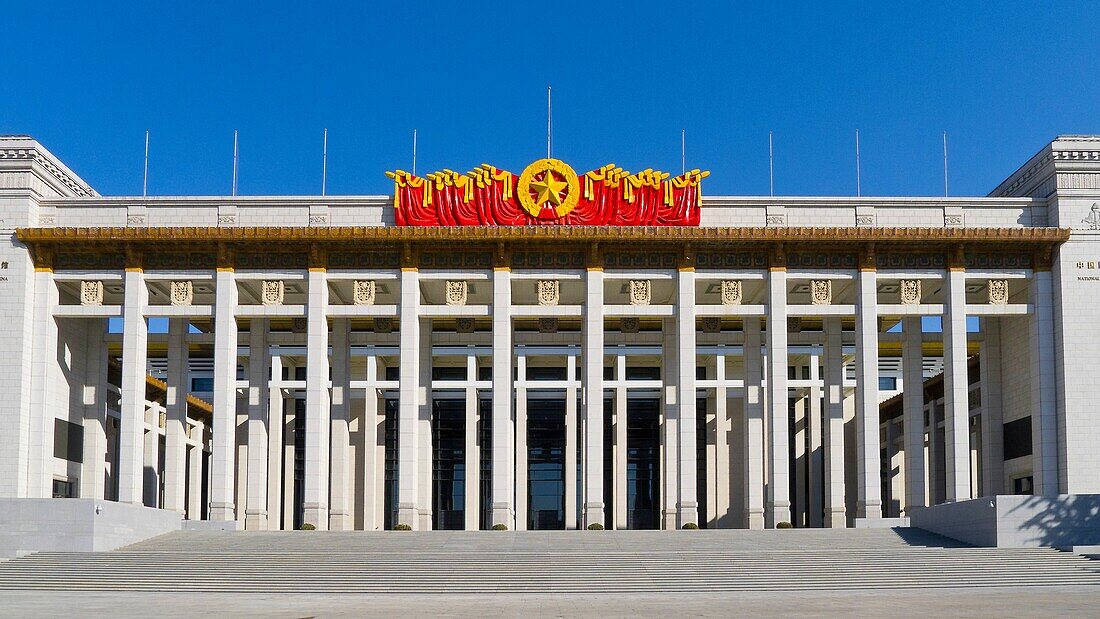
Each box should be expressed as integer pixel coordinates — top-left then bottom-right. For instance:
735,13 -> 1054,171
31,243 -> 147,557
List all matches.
0,528 -> 1098,593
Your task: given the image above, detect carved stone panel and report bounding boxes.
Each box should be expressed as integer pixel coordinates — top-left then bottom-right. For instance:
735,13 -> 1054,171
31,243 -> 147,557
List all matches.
988,279 -> 1009,305
374,317 -> 393,333
538,317 -> 559,334
353,280 -> 377,306
80,280 -> 104,306
291,317 -> 308,333
455,317 -> 475,334
170,280 -> 194,306
621,317 -> 640,334
261,280 -> 285,306
702,317 -> 721,334
787,317 -> 802,332
810,279 -> 832,305
445,280 -> 468,306
720,280 -> 742,306
536,280 -> 560,306
899,279 -> 921,305
628,280 -> 651,306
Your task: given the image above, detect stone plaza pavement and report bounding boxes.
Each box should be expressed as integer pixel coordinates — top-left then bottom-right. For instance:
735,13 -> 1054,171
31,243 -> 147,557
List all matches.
1,586 -> 1098,617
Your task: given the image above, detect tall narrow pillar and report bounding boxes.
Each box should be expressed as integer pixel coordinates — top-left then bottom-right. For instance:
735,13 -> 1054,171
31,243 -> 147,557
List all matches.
187,437 -> 203,519
464,352 -> 479,531
942,266 -> 971,502
397,266 -> 421,529
979,318 -> 1004,496
209,263 -> 238,520
855,265 -> 882,519
362,355 -> 379,530
119,267 -> 149,505
245,318 -> 270,530
1030,268 -> 1059,496
143,403 -> 161,507
714,354 -> 730,527
614,353 -> 627,530
564,354 -> 578,530
267,355 -> 284,529
28,265 -> 59,498
661,317 -> 679,530
766,266 -> 791,526
491,265 -> 514,529
80,319 -> 109,500
808,353 -> 823,527
902,316 -> 926,514
743,318 -> 765,529
329,318 -> 351,530
515,354 -> 528,530
304,268 -> 331,529
582,262 -> 605,528
677,265 -> 699,527
417,318 -> 433,531
823,317 -> 846,527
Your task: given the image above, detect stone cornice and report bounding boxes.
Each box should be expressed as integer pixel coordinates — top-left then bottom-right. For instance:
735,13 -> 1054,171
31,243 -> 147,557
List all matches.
0,137 -> 97,198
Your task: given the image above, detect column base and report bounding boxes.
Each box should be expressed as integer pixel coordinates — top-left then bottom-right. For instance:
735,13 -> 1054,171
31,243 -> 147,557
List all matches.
418,508 -> 432,532
328,511 -> 351,531
397,503 -> 418,530
208,502 -> 235,522
768,500 -> 792,527
825,508 -> 847,528
677,501 -> 699,529
491,502 -> 514,529
662,508 -> 678,531
582,501 -> 604,529
244,510 -> 268,531
856,500 -> 882,520
744,508 -> 765,530
303,503 -> 329,530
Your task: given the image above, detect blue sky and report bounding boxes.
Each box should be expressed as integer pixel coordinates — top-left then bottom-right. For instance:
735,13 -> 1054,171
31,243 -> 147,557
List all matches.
3,1 -> 1098,198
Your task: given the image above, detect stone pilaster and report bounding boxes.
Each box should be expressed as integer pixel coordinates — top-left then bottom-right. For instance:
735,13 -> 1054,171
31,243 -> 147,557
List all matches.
304,267 -> 330,529
162,318 -> 189,514
329,318 -> 352,530
397,265 -> 421,529
79,319 -> 108,501
766,266 -> 792,526
823,317 -> 846,528
942,266 -> 971,502
245,318 -> 270,530
582,262 -> 605,529
210,262 -> 238,521
902,316 -> 926,514
118,266 -> 148,505
743,318 -> 765,529
676,265 -> 699,527
267,355 -> 284,529
855,265 -> 882,519
1030,269 -> 1059,496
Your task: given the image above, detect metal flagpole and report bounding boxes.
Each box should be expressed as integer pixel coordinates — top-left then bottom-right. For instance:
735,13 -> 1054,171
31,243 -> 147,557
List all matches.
768,131 -> 774,197
855,129 -> 861,197
142,131 -> 150,198
681,129 -> 686,175
412,129 -> 417,176
547,86 -> 552,159
232,130 -> 239,197
321,128 -> 328,197
942,131 -> 949,197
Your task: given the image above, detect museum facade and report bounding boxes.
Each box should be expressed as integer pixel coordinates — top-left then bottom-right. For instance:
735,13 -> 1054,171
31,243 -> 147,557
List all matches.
1,135 -> 1097,532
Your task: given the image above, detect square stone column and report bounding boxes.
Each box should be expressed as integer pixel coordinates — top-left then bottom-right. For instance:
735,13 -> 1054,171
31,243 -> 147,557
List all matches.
329,317 -> 352,531
363,355 -> 380,531
119,268 -> 148,505
942,267 -> 971,502
902,316 -> 926,514
143,403 -> 161,507
979,318 -> 1004,496
614,354 -> 627,530
209,266 -> 238,521
582,265 -> 605,529
464,353 -> 480,531
28,268 -> 60,498
855,266 -> 882,519
397,267 -> 421,529
676,266 -> 699,527
162,318 -> 188,513
515,354 -> 529,531
742,318 -> 765,529
304,268 -> 331,530
766,267 -> 791,526
661,317 -> 679,530
823,317 -> 846,527
245,318 -> 270,530
417,319 -> 433,531
1029,269 -> 1059,496
80,319 -> 109,501
564,354 -> 578,530
187,438 -> 204,520
713,354 -> 730,528
491,266 -> 514,529
267,355 -> 284,529
808,353 -> 823,528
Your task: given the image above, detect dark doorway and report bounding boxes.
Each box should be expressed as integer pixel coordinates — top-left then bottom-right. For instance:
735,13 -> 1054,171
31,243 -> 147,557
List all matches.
528,398 -> 566,530
432,399 -> 466,530
383,398 -> 399,530
627,398 -> 661,530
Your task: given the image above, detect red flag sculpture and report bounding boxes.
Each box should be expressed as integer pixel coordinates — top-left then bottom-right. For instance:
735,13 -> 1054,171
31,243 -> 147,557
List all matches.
386,158 -> 709,226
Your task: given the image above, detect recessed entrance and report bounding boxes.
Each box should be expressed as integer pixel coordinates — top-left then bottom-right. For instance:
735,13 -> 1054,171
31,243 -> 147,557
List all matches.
528,398 -> 566,530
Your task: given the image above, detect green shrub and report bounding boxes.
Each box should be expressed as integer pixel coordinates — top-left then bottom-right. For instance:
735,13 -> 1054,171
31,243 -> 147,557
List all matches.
393,523 -> 412,531
776,521 -> 794,529
491,523 -> 508,531
299,523 -> 316,531
587,523 -> 605,530
682,522 -> 699,530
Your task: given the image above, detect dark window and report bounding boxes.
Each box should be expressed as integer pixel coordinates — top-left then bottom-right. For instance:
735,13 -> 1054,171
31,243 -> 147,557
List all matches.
191,377 -> 214,392
527,366 -> 567,381
1013,476 -> 1034,495
625,366 -> 660,381
696,366 -> 707,380
385,366 -> 399,382
1003,417 -> 1033,460
478,366 -> 492,382
626,398 -> 661,530
294,366 -> 307,381
431,366 -> 466,381
604,366 -> 615,381
527,399 -> 565,530
432,400 -> 466,530
878,377 -> 898,391
52,479 -> 74,498
53,419 -> 83,463
383,399 -> 399,529
479,399 -> 493,529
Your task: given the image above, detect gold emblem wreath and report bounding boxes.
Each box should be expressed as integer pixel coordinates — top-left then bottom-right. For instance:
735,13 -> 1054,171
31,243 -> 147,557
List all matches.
517,158 -> 580,219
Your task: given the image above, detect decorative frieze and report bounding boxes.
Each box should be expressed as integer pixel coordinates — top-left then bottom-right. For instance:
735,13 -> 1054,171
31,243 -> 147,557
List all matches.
170,281 -> 194,306
720,280 -> 742,306
538,317 -> 558,334
620,317 -> 640,334
628,280 -> 651,306
80,280 -> 104,306
374,317 -> 393,333
810,279 -> 832,305
536,280 -> 560,306
701,317 -> 721,334
988,279 -> 1010,305
787,317 -> 802,332
899,279 -> 921,305
455,317 -> 475,334
261,280 -> 285,306
353,280 -> 377,306
445,280 -> 468,306
291,317 -> 307,333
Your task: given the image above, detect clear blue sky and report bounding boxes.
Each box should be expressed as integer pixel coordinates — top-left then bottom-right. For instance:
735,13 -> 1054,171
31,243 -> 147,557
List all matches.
3,1 -> 1098,198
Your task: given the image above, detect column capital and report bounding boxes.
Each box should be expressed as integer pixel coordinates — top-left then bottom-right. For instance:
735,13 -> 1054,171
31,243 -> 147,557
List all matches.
678,244 -> 696,271
858,243 -> 877,272
401,243 -> 418,271
947,244 -> 966,271
1033,247 -> 1053,272
124,246 -> 144,272
31,245 -> 54,272
308,243 -> 327,272
586,242 -> 603,271
493,241 -> 511,270
216,243 -> 235,272
768,243 -> 786,271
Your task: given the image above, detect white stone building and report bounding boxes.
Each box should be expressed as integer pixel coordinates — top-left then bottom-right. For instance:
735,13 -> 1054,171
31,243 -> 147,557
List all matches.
0,134 -> 1095,532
